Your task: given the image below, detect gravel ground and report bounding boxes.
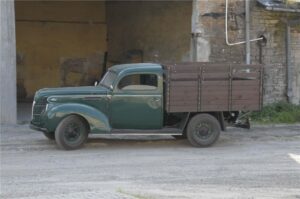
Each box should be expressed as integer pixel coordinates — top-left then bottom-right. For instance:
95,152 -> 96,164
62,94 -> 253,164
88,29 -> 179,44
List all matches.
1,124 -> 300,199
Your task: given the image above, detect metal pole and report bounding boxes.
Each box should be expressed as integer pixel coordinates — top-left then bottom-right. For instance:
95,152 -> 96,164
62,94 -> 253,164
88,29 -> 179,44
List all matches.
245,0 -> 251,64
191,0 -> 200,62
286,24 -> 293,103
0,0 -> 17,124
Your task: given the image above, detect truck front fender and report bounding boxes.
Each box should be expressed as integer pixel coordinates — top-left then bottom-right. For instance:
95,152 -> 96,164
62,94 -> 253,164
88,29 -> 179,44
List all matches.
45,103 -> 111,134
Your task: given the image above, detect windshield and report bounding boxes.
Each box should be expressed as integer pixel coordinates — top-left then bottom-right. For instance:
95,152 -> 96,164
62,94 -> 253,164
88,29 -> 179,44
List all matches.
99,71 -> 117,89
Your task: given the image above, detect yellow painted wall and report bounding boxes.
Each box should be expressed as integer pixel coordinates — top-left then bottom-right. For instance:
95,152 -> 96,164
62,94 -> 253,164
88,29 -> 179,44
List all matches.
15,1 -> 107,98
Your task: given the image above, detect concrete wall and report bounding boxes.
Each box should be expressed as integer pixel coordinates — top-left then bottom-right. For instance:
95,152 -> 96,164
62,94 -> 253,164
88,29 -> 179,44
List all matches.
195,0 -> 300,105
0,0 -> 17,124
15,1 -> 107,99
106,1 -> 192,64
291,29 -> 300,104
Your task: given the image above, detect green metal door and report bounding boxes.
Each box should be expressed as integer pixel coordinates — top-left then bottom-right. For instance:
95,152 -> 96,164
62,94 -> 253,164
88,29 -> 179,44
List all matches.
110,73 -> 163,129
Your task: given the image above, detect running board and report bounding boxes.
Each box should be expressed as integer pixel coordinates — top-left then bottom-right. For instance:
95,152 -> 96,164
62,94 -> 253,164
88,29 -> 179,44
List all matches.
111,128 -> 183,135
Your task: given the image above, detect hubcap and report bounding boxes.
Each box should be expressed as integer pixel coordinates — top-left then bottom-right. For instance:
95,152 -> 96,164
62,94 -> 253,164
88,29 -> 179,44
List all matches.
195,122 -> 212,139
64,122 -> 81,142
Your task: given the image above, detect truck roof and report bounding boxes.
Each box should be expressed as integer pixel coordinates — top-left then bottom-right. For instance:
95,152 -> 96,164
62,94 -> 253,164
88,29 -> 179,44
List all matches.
109,63 -> 162,74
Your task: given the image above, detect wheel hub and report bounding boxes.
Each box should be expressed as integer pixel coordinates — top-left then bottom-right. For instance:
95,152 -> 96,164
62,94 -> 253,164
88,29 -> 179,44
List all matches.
195,123 -> 211,138
64,123 -> 81,142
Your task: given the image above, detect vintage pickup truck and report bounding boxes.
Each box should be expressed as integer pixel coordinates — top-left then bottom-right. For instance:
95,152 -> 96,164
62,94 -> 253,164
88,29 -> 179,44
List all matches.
30,62 -> 263,150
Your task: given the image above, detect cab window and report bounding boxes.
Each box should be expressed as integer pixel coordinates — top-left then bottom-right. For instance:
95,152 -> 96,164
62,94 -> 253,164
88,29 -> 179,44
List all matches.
118,74 -> 158,91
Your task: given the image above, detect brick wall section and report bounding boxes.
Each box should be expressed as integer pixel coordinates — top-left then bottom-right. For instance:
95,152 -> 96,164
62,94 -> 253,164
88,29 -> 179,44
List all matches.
197,0 -> 300,105
251,6 -> 288,104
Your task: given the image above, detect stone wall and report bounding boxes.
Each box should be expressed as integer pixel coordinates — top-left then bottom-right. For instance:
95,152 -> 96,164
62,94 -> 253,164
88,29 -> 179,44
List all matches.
196,0 -> 300,105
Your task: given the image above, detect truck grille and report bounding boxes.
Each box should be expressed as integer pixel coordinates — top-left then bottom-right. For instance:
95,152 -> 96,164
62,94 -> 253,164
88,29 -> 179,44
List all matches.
32,97 -> 47,124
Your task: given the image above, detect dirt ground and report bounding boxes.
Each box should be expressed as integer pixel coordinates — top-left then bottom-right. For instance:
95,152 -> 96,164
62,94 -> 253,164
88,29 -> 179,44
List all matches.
1,124 -> 300,199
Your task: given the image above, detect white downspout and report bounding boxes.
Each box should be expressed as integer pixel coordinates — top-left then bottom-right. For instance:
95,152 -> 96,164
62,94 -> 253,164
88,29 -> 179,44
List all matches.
225,0 -> 263,46
245,0 -> 251,64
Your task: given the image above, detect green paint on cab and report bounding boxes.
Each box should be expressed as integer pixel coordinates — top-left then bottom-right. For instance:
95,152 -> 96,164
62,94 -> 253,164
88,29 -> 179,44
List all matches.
30,63 -> 164,134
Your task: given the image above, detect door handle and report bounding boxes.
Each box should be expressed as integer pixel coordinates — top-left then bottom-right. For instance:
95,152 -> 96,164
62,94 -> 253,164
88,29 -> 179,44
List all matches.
152,98 -> 160,102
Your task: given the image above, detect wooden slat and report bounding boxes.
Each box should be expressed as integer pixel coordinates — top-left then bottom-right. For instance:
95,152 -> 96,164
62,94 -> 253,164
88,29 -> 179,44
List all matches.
200,105 -> 229,111
170,81 -> 198,87
169,105 -> 198,112
203,95 -> 229,100
232,80 -> 260,86
232,90 -> 259,95
202,81 -> 229,86
232,95 -> 259,100
202,90 -> 229,96
202,85 -> 229,88
170,93 -> 198,100
170,101 -> 198,106
201,99 -> 229,105
170,97 -> 198,102
170,73 -> 198,80
232,85 -> 259,91
203,73 -> 229,79
169,90 -> 198,95
232,99 -> 259,105
231,104 -> 260,111
232,72 -> 260,79
170,86 -> 198,90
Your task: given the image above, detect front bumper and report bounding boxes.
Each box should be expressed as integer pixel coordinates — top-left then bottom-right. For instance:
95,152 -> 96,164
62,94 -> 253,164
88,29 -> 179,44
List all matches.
30,122 -> 48,132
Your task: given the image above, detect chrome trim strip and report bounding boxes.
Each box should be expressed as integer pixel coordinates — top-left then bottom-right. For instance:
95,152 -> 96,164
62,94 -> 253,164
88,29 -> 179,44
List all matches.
49,94 -> 106,97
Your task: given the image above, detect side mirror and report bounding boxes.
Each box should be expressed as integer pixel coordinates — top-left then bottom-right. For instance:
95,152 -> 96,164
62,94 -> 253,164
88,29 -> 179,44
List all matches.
94,81 -> 98,86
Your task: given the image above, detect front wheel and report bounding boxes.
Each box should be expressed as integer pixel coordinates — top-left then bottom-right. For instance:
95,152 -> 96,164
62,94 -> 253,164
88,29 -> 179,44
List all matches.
55,115 -> 89,150
187,114 -> 221,147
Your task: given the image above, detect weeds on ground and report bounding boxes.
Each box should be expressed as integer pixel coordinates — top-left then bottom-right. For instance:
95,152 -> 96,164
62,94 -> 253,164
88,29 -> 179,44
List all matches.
251,101 -> 300,124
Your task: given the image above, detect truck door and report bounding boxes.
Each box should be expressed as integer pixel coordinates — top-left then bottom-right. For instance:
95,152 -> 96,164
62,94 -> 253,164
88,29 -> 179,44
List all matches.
110,73 -> 163,129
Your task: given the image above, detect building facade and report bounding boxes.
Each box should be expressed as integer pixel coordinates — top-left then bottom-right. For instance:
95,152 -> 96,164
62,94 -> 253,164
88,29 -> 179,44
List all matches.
0,0 -> 300,124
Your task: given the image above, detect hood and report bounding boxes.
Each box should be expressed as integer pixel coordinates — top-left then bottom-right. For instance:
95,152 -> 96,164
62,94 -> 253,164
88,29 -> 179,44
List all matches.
35,86 -> 109,100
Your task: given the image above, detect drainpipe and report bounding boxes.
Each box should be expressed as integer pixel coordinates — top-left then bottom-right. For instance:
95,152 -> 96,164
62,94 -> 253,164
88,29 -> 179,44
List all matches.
225,0 -> 263,46
286,24 -> 293,103
245,0 -> 250,64
265,6 -> 300,13
191,0 -> 201,62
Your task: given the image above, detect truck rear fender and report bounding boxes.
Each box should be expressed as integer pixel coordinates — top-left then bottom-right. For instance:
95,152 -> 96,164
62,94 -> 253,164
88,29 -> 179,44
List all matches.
45,103 -> 111,134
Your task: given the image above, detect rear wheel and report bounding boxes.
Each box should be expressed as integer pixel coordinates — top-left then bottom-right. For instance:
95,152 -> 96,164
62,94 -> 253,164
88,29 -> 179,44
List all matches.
187,114 -> 221,147
55,115 -> 89,150
43,131 -> 55,140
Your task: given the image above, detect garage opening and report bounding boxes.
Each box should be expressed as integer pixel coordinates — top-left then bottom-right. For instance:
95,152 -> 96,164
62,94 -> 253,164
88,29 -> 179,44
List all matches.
15,0 -> 192,122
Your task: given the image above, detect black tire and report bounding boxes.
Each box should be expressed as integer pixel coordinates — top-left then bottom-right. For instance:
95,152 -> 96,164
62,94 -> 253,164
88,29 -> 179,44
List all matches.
187,114 -> 221,147
55,115 -> 89,150
43,131 -> 55,140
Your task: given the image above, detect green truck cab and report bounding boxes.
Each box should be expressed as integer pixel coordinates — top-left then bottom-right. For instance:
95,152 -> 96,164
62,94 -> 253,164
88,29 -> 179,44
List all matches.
30,63 -> 263,150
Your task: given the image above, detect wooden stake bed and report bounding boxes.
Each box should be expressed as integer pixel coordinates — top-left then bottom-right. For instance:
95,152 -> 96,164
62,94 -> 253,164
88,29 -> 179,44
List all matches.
163,63 -> 263,113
